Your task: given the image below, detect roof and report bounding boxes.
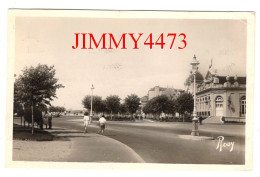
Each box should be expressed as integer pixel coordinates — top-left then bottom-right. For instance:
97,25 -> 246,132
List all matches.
149,86 -> 183,93
185,72 -> 204,86
149,86 -> 167,92
218,76 -> 246,85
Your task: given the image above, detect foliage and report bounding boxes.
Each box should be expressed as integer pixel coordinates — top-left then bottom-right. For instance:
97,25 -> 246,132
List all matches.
164,99 -> 177,114
14,77 -> 25,117
142,101 -> 153,114
14,64 -> 64,133
24,107 -> 43,124
14,77 -> 23,105
13,102 -> 24,117
176,92 -> 194,115
124,94 -> 141,115
142,95 -> 176,115
82,95 -> 106,113
105,95 -> 121,114
49,106 -> 66,116
119,103 -> 127,114
14,64 -> 64,107
37,103 -> 48,112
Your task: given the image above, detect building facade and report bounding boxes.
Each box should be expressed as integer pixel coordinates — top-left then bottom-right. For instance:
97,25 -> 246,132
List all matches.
195,70 -> 246,122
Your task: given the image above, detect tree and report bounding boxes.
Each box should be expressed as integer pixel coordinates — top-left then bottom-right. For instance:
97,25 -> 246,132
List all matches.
142,100 -> 153,114
14,77 -> 26,125
176,92 -> 194,121
15,64 -> 64,134
164,99 -> 177,115
124,94 -> 140,118
38,103 -> 48,112
105,95 -> 120,119
142,95 -> 177,118
13,102 -> 24,117
119,103 -> 127,114
151,95 -> 173,114
82,95 -> 106,114
24,107 -> 43,126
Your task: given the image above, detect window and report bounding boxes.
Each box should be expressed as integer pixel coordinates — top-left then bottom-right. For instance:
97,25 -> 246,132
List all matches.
240,96 -> 246,117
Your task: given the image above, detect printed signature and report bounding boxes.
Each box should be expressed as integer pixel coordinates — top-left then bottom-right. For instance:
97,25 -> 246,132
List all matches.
216,136 -> 235,152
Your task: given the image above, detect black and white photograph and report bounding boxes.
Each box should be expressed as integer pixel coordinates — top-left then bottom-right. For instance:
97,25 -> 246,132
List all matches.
4,10 -> 255,170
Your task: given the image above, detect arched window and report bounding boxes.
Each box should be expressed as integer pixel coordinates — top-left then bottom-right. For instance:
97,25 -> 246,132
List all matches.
240,96 -> 246,117
215,96 -> 223,102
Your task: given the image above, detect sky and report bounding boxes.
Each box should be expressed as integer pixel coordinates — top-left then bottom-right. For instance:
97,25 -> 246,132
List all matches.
15,17 -> 247,110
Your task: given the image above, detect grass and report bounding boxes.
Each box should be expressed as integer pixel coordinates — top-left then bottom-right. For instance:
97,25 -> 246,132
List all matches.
13,124 -> 54,141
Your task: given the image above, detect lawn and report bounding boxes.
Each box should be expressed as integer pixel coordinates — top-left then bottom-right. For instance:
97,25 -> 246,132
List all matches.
13,124 -> 54,141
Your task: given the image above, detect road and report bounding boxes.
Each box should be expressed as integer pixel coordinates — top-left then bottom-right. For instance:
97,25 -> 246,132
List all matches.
53,117 -> 245,164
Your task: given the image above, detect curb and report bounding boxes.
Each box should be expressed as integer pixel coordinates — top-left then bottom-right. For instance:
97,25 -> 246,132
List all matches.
177,135 -> 214,140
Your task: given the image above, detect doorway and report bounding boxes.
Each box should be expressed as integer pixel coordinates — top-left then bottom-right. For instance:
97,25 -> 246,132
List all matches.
215,96 -> 224,116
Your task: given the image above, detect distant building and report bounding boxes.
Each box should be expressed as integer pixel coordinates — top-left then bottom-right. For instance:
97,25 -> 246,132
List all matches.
140,86 -> 184,111
193,69 -> 246,123
148,86 -> 183,100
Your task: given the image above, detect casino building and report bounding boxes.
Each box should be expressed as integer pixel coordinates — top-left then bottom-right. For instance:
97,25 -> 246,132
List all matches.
189,69 -> 246,123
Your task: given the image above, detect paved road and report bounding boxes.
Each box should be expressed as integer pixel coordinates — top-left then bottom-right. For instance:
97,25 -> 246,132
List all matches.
53,118 -> 245,164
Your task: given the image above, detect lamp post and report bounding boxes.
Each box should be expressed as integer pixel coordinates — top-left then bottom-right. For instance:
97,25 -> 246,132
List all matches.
190,54 -> 200,136
90,84 -> 95,123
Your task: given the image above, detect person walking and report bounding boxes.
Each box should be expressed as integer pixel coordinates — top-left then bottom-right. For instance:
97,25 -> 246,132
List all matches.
83,112 -> 90,133
98,115 -> 107,135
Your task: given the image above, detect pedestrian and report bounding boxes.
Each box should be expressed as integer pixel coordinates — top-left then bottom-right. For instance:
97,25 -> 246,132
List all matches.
98,115 -> 107,135
132,113 -> 136,122
83,112 -> 90,133
199,116 -> 203,125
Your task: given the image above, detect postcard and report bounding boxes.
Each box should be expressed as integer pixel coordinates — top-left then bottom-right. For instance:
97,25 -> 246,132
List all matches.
5,10 -> 255,170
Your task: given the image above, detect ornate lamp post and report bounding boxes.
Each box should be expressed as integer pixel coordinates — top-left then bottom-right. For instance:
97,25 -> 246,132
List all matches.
190,54 -> 200,136
90,84 -> 95,123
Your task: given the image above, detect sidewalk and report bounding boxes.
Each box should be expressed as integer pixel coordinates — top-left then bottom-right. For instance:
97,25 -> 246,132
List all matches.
13,125 -> 145,163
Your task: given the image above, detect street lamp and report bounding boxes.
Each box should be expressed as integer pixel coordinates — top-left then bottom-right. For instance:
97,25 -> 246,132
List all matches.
190,54 -> 200,136
90,84 -> 95,123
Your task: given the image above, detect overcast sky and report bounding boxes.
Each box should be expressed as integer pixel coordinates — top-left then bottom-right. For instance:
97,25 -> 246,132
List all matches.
15,17 -> 247,110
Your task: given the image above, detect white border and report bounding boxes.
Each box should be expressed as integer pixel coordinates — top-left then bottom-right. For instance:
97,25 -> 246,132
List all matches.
5,9 -> 255,171
0,0 -> 259,177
